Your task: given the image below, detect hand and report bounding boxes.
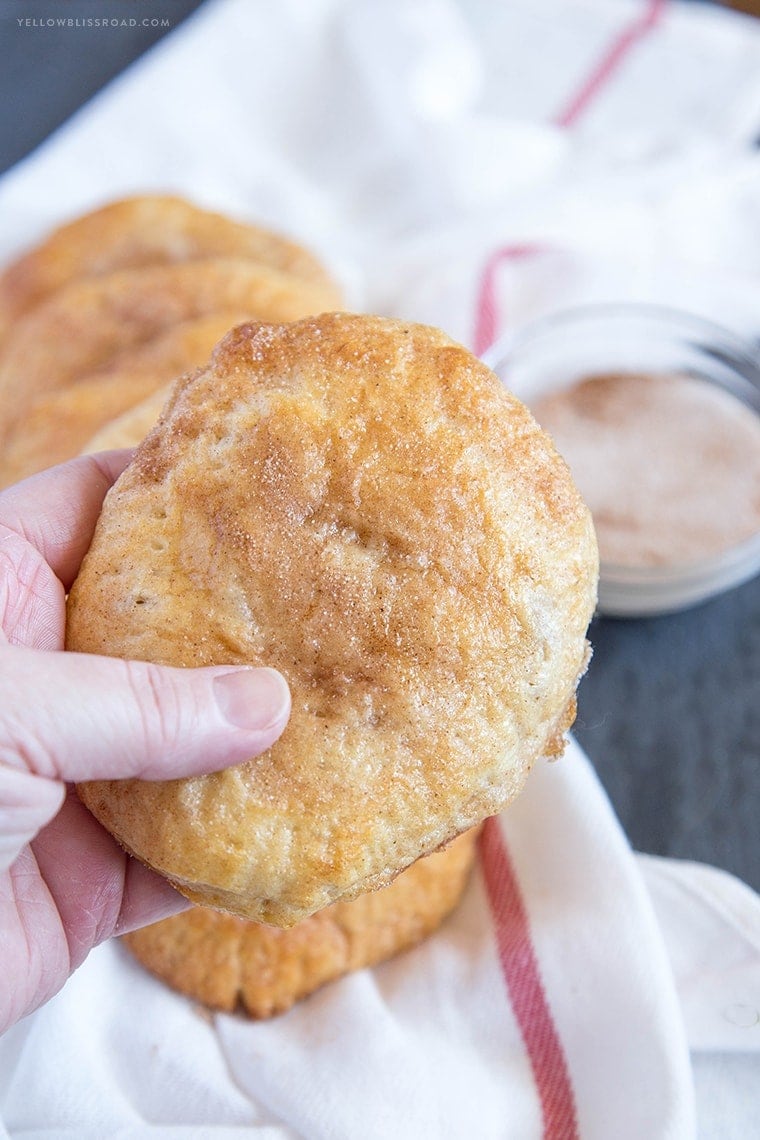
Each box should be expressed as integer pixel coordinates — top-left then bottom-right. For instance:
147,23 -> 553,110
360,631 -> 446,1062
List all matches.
0,453 -> 291,1035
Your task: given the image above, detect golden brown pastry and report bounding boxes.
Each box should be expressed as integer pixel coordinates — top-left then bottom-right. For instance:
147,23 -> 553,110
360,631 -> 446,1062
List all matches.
82,383 -> 174,454
0,312 -> 250,487
68,313 -> 598,926
124,827 -> 479,1019
0,258 -> 338,458
0,194 -> 339,339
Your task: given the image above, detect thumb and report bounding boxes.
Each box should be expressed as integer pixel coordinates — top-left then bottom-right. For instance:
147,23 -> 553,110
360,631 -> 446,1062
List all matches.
0,645 -> 290,869
1,645 -> 291,783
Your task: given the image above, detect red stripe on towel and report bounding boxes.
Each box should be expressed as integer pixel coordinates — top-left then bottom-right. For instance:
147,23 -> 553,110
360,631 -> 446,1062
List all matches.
473,3 -> 667,356
554,0 -> 668,129
480,818 -> 579,1140
472,243 -> 547,356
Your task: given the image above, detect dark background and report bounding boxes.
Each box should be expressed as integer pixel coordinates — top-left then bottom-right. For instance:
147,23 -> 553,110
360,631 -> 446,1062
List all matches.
1,0 -> 758,890
0,0 -> 207,173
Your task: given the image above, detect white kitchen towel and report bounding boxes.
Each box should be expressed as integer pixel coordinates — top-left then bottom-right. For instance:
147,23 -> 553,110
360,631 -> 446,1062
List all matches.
0,741 -> 695,1140
1,0 -> 760,1136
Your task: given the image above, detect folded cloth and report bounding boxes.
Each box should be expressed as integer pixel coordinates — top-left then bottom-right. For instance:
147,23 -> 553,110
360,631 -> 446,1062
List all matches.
0,741 -> 695,1139
1,0 -> 760,1136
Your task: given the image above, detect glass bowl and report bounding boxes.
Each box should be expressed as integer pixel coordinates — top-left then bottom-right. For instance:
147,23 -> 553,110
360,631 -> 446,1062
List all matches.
485,304 -> 760,617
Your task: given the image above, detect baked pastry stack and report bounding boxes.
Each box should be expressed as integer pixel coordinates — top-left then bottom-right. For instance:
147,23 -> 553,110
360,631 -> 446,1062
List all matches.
0,195 -> 341,487
1,202 -> 598,1019
124,828 -> 480,1019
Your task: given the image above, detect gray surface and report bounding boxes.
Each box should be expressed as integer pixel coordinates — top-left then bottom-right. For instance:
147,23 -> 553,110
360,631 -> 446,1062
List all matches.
0,0 -> 758,892
0,0 -> 205,173
577,576 -> 760,890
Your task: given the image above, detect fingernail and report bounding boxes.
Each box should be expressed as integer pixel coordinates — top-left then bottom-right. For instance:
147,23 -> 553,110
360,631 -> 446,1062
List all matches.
213,667 -> 291,731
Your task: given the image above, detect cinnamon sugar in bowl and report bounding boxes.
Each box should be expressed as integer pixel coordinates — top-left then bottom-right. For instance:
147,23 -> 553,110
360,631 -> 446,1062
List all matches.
486,306 -> 760,616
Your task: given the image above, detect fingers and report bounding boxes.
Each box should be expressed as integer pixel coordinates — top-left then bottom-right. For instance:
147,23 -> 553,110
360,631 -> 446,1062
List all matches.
0,764 -> 65,873
0,524 -> 65,649
0,644 -> 291,874
0,645 -> 291,784
114,859 -> 192,939
30,789 -> 192,972
0,451 -> 133,590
